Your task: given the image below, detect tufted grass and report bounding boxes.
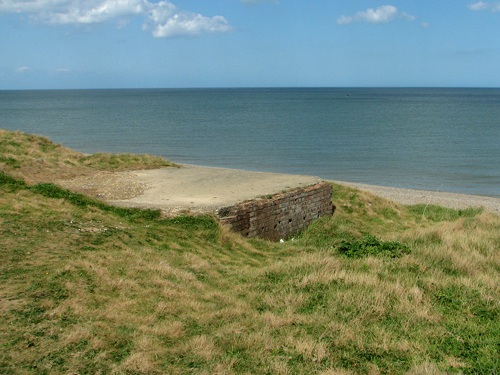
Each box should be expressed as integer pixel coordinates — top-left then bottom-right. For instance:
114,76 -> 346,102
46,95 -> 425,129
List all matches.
0,129 -> 177,184
1,131 -> 498,374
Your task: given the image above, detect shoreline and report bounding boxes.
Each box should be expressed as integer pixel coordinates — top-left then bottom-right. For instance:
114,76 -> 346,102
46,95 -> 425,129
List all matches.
175,164 -> 500,214
330,180 -> 500,214
178,163 -> 500,214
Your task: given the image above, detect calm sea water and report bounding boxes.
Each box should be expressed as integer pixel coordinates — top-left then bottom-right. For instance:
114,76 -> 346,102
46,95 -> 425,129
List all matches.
1,88 -> 499,197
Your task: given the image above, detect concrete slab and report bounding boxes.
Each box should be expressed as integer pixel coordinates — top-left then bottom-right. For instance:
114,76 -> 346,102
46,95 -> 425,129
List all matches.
108,164 -> 323,214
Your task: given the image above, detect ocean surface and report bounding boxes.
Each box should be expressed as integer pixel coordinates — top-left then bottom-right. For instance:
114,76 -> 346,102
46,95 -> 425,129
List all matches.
1,88 -> 499,197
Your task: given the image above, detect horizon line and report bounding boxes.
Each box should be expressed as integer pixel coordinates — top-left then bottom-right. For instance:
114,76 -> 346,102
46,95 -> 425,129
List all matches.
2,86 -> 500,92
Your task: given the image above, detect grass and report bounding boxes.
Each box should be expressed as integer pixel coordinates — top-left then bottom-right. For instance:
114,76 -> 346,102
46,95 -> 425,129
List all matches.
337,234 -> 411,258
0,129 -> 177,184
78,152 -> 179,171
1,130 -> 499,374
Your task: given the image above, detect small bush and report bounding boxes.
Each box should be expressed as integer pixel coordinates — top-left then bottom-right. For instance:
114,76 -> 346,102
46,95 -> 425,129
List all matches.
337,234 -> 411,258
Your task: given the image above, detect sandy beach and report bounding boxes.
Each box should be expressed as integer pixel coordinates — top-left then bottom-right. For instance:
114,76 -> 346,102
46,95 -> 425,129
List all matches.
330,180 -> 500,215
60,164 -> 500,215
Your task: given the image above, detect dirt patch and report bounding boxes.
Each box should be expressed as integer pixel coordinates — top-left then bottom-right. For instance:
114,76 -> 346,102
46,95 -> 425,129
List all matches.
58,171 -> 147,200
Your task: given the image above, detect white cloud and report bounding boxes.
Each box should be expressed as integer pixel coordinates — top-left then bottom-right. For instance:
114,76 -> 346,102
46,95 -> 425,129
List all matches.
15,66 -> 31,73
0,0 -> 231,38
469,1 -> 500,11
54,67 -> 71,73
469,1 -> 488,10
39,0 -> 145,25
146,12 -> 230,38
337,5 -> 416,25
143,1 -> 230,38
336,15 -> 353,26
400,12 -> 417,21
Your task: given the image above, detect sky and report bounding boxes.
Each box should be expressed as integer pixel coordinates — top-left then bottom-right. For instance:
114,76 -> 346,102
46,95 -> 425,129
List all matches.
1,0 -> 499,89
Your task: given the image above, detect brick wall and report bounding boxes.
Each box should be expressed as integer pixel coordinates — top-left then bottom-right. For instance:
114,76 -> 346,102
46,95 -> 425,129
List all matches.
216,182 -> 334,241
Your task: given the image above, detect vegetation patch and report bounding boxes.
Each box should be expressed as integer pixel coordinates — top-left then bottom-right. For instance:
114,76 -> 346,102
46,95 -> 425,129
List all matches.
0,129 -> 178,184
30,182 -> 162,220
0,171 -> 26,189
0,156 -> 20,168
408,204 -> 483,222
78,152 -> 179,170
337,234 -> 411,258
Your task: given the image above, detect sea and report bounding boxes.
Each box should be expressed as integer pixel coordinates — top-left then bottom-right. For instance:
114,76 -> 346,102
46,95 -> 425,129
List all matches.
1,87 -> 499,197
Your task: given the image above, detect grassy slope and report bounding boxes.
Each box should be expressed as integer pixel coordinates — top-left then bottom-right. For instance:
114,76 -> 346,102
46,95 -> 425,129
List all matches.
1,131 -> 499,374
0,129 -> 177,184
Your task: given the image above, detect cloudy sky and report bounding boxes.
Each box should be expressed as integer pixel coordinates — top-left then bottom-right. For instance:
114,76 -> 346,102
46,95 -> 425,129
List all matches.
1,0 -> 499,89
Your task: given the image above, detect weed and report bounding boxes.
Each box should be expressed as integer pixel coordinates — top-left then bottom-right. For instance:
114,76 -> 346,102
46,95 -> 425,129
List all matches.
337,234 -> 411,258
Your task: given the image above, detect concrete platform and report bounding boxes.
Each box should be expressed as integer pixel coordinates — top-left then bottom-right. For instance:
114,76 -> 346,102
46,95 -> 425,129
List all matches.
108,164 -> 323,214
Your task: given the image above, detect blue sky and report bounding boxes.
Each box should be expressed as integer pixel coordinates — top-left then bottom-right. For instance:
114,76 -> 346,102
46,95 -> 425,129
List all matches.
1,0 -> 499,89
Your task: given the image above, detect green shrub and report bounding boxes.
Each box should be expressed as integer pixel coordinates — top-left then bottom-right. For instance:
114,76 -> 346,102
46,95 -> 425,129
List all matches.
337,234 -> 411,258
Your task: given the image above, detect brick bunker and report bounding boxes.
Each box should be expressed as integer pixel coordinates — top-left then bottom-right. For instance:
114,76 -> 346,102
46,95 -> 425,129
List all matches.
216,182 -> 334,241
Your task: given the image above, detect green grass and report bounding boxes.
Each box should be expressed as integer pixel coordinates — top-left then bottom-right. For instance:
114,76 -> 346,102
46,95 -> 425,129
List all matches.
1,131 -> 499,374
408,204 -> 484,222
30,182 -> 162,220
0,171 -> 27,189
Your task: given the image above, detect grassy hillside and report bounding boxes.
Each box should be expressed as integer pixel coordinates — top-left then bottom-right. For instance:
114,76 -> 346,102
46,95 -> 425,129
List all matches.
1,130 -> 499,374
0,129 -> 177,184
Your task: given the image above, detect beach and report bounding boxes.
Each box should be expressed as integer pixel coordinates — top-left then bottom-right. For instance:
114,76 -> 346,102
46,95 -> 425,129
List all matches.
59,164 -> 500,215
331,180 -> 500,214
